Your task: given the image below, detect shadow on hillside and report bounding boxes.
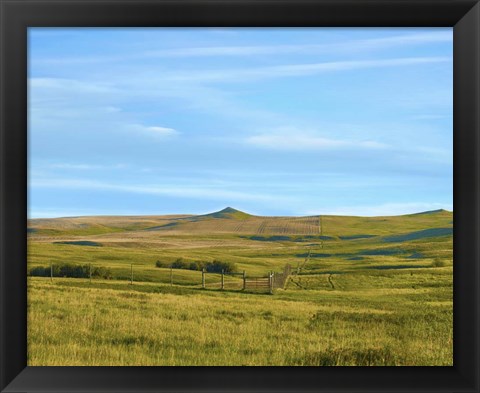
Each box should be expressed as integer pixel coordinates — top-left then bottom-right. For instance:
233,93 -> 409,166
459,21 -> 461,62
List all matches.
53,241 -> 102,247
363,264 -> 431,270
383,227 -> 452,243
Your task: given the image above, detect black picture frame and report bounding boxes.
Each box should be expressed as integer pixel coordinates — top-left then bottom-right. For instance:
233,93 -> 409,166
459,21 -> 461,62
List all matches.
1,0 -> 479,392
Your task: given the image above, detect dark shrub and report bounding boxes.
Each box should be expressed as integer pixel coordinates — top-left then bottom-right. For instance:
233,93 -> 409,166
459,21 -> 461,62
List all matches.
52,264 -> 61,276
92,266 -> 112,279
29,266 -> 49,277
155,260 -> 166,268
57,264 -> 86,278
29,263 -> 111,279
171,258 -> 188,269
205,260 -> 237,273
196,261 -> 206,270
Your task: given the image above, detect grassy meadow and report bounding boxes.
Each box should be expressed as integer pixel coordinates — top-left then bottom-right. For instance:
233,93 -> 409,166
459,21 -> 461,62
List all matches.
27,207 -> 453,366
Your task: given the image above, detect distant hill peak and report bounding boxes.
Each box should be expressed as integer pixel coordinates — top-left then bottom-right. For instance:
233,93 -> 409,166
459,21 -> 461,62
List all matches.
219,207 -> 240,213
410,209 -> 449,215
202,207 -> 252,219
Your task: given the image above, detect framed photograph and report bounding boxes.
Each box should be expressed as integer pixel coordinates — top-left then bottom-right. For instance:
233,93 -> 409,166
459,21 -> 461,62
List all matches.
1,0 -> 479,392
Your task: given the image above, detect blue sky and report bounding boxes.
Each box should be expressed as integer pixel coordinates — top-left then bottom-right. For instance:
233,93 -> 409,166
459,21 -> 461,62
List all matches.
28,28 -> 452,218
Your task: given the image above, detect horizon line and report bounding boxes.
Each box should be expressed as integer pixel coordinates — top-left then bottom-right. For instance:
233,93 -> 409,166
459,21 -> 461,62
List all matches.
28,207 -> 453,220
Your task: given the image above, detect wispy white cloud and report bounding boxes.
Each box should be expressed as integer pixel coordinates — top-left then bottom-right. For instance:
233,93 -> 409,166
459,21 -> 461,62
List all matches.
105,106 -> 122,113
28,207 -> 120,219
30,177 -> 287,203
126,124 -> 179,138
28,77 -> 123,125
245,128 -> 388,151
32,31 -> 452,65
410,114 -> 447,120
148,32 -> 452,58
352,31 -> 452,49
29,77 -> 114,93
47,163 -> 127,170
167,57 -> 451,83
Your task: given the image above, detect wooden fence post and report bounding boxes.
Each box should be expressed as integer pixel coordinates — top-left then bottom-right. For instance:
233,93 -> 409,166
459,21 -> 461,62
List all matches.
130,264 -> 133,285
202,268 -> 205,289
50,263 -> 53,282
242,270 -> 246,290
89,263 -> 92,284
221,269 -> 224,290
269,272 -> 274,294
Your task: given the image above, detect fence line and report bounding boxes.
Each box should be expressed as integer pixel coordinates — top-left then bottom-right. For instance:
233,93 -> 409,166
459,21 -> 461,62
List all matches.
29,261 -> 294,295
296,248 -> 311,274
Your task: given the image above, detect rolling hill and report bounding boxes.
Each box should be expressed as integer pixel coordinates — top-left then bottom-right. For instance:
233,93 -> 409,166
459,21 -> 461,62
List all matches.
27,207 -> 453,366
28,207 -> 453,239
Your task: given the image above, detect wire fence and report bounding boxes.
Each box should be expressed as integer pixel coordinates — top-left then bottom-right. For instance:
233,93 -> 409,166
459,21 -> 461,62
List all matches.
29,262 -> 292,294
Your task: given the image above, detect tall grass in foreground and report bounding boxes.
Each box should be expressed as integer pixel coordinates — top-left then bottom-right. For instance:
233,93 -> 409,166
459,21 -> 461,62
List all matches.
28,273 -> 452,366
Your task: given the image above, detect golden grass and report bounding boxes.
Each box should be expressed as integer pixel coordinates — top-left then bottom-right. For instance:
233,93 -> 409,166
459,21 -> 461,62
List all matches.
27,209 -> 453,366
28,274 -> 452,366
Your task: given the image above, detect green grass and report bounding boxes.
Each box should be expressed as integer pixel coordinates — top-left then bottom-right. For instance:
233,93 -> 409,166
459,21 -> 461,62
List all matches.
27,208 -> 453,366
28,271 -> 452,366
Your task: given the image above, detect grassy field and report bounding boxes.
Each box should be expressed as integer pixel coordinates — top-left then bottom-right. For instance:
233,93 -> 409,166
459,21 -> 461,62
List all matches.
27,207 -> 453,366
